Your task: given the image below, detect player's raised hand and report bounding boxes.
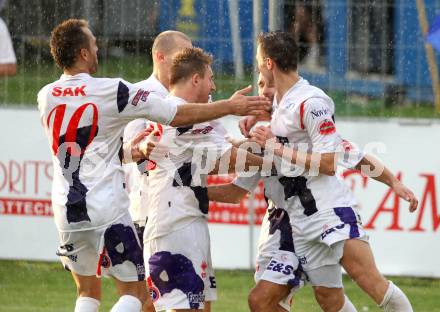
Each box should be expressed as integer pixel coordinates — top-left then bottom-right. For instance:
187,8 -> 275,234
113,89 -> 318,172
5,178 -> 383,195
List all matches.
123,128 -> 154,163
239,112 -> 272,138
139,128 -> 162,160
250,125 -> 275,148
239,116 -> 257,138
229,85 -> 271,116
392,181 -> 419,212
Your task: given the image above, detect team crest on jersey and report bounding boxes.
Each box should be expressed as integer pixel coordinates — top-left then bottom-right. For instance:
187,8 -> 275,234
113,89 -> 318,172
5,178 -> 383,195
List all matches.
101,254 -> 111,268
132,89 -> 144,106
149,285 -> 160,302
147,277 -> 161,302
318,119 -> 336,135
201,261 -> 208,278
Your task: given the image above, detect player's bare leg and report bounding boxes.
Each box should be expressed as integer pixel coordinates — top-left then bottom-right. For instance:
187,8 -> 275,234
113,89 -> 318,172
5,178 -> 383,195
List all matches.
111,279 -> 149,312
203,301 -> 211,312
341,239 -> 413,311
248,280 -> 291,312
71,272 -> 101,311
142,281 -> 156,312
312,286 -> 346,312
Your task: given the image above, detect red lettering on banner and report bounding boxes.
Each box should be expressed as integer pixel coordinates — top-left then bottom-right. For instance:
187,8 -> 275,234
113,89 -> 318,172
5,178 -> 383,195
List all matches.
0,160 -> 52,197
0,197 -> 53,216
0,161 -> 6,191
8,160 -> 21,194
207,175 -> 267,225
342,169 -> 368,191
22,161 -> 27,194
410,174 -> 439,232
44,162 -> 53,197
364,173 -> 404,231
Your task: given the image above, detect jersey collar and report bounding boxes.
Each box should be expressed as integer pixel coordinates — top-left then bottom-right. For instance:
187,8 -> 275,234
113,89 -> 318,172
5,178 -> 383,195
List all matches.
60,73 -> 92,81
147,74 -> 169,96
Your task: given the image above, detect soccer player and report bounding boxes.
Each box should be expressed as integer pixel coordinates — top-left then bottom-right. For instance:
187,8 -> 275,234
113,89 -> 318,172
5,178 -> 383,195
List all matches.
37,19 -> 269,312
123,30 -> 192,245
210,73 -> 409,312
245,31 -> 417,312
209,72 -> 304,312
143,47 -> 266,312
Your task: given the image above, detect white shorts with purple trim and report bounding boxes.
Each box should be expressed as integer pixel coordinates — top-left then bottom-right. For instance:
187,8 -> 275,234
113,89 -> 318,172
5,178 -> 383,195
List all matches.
292,206 -> 369,272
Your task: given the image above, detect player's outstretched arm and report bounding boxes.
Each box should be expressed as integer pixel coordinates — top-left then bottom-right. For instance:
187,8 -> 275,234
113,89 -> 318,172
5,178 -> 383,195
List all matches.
250,126 -> 336,176
169,86 -> 271,127
355,154 -> 419,212
207,183 -> 250,204
209,146 -> 269,175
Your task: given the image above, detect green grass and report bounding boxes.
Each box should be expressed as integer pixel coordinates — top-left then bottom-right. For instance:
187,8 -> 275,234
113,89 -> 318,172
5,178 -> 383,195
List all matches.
0,260 -> 439,311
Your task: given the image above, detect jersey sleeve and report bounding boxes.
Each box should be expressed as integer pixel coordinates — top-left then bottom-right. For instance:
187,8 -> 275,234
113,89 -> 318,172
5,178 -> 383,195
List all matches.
337,139 -> 365,169
233,172 -> 261,192
112,79 -> 177,125
302,98 -> 340,153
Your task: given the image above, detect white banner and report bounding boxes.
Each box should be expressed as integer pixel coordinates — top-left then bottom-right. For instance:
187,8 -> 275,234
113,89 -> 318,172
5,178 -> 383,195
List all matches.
0,108 -> 439,277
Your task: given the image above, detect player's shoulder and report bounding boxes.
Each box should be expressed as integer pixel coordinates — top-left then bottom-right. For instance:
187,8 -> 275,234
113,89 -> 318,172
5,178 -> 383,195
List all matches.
134,76 -> 154,89
135,76 -> 168,97
37,80 -> 59,108
285,79 -> 333,113
89,76 -> 131,88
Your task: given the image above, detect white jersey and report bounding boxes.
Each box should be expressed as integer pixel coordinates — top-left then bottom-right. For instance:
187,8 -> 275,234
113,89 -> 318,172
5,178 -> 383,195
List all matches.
38,73 -> 178,232
270,77 -> 358,220
144,95 -> 232,242
123,75 -> 169,224
0,18 -> 16,64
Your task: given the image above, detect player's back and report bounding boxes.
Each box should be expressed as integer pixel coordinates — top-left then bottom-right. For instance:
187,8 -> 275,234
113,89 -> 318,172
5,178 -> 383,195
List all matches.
38,73 -> 169,232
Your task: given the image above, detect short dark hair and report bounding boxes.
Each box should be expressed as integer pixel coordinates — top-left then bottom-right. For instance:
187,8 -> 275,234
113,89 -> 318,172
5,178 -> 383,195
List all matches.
50,19 -> 90,69
170,47 -> 213,86
257,31 -> 298,72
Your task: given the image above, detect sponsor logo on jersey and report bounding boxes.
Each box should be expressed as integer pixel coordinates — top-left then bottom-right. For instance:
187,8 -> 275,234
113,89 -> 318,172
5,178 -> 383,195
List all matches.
52,85 -> 86,97
56,244 -> 77,262
132,89 -> 144,106
321,223 -> 346,240
147,277 -> 161,302
136,264 -> 146,277
311,107 -> 331,119
209,276 -> 217,289
266,259 -> 295,276
101,254 -> 111,268
318,119 -> 336,135
187,291 -> 205,305
141,90 -> 150,102
201,260 -> 208,278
